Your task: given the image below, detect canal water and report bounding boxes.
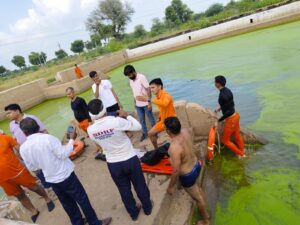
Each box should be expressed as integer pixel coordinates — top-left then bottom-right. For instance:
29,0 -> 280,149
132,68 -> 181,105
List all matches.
1,20 -> 300,225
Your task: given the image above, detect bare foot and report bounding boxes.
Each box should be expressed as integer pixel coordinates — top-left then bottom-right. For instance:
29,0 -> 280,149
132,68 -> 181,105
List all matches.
197,219 -> 210,225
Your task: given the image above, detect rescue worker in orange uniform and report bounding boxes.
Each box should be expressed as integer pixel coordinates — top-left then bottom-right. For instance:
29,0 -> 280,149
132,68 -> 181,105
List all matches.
74,64 -> 83,79
214,75 -> 245,158
136,78 -> 176,149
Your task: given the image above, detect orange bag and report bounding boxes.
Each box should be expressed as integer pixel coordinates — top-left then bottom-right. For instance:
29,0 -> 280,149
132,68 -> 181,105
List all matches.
69,140 -> 85,160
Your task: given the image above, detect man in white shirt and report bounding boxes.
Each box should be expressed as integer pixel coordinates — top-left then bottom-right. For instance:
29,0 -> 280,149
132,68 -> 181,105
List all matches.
123,65 -> 155,142
5,103 -> 52,191
89,71 -> 122,117
87,99 -> 152,221
19,118 -> 112,225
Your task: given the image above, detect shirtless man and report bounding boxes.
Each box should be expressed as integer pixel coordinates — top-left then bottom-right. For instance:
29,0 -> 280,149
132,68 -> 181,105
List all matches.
164,117 -> 209,225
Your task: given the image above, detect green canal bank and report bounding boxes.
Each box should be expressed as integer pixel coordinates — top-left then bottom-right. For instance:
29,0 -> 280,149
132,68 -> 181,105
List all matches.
1,20 -> 300,225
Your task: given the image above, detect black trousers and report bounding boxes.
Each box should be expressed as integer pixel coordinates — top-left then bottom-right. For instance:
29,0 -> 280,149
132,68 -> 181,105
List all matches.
107,156 -> 152,219
50,172 -> 101,225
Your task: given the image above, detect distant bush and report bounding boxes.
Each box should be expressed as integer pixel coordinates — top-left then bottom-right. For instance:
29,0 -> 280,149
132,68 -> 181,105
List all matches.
106,40 -> 126,52
47,77 -> 56,84
205,3 -> 224,17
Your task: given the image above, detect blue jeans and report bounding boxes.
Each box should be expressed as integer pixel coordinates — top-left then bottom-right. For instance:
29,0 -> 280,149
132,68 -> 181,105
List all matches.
136,106 -> 155,135
50,172 -> 101,225
107,156 -> 152,219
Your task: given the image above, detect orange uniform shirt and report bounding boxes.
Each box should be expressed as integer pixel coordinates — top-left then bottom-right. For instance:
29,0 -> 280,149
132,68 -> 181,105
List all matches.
74,67 -> 83,78
0,134 -> 24,183
152,89 -> 177,123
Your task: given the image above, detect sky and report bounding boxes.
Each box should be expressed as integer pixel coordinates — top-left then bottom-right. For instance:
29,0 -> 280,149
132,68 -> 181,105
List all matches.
0,0 -> 231,70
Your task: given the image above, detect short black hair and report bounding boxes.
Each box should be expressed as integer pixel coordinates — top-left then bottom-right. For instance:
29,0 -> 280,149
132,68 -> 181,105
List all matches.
4,104 -> 22,113
20,118 -> 40,136
123,65 -> 136,76
66,87 -> 74,92
215,75 -> 226,86
74,64 -> 77,66
164,117 -> 181,135
88,99 -> 104,115
89,71 -> 97,78
149,78 -> 163,89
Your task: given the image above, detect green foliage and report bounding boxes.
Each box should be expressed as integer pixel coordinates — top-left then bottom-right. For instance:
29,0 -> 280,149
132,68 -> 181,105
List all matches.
11,55 -> 26,69
150,18 -> 166,37
165,0 -> 193,26
85,41 -> 94,50
86,0 -> 134,40
28,52 -> 47,66
0,65 -> 7,75
71,40 -> 85,54
193,12 -> 205,21
205,3 -> 224,17
133,25 -> 147,38
55,49 -> 68,60
47,77 -> 56,84
90,34 -> 102,47
106,40 -> 125,52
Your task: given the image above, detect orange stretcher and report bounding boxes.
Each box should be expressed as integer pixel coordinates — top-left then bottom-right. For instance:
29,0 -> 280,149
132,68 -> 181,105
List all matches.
69,140 -> 85,160
141,159 -> 203,175
141,158 -> 173,175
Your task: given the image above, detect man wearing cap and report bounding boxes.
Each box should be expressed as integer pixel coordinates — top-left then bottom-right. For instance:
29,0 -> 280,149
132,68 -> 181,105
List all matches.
87,99 -> 152,221
214,75 -> 245,158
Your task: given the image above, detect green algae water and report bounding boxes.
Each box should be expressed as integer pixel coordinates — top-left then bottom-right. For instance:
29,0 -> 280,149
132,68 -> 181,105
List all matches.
1,20 -> 300,224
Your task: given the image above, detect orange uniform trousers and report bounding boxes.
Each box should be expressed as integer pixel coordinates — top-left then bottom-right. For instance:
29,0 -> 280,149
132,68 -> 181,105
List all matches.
79,119 -> 89,133
222,112 -> 244,156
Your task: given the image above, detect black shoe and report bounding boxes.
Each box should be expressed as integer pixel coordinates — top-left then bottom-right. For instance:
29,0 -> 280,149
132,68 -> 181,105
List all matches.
144,200 -> 154,216
132,203 -> 142,221
140,134 -> 147,142
95,153 -> 106,161
31,211 -> 40,223
47,200 -> 55,212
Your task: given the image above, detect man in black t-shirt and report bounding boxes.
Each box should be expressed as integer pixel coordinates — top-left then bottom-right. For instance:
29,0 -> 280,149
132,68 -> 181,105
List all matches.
214,75 -> 245,158
66,87 -> 91,132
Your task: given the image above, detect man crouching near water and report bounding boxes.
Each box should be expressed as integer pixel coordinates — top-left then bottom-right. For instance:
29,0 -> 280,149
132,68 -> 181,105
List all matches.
164,117 -> 209,225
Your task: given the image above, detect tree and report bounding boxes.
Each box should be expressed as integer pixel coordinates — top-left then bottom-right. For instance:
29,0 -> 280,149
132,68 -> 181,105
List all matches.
28,52 -> 47,66
193,12 -> 205,21
71,40 -> 84,54
11,55 -> 26,69
85,41 -> 94,50
205,3 -> 224,17
86,0 -> 134,40
165,0 -> 193,26
150,18 -> 165,36
133,25 -> 147,38
91,34 -> 102,47
0,65 -> 7,75
55,49 -> 68,59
